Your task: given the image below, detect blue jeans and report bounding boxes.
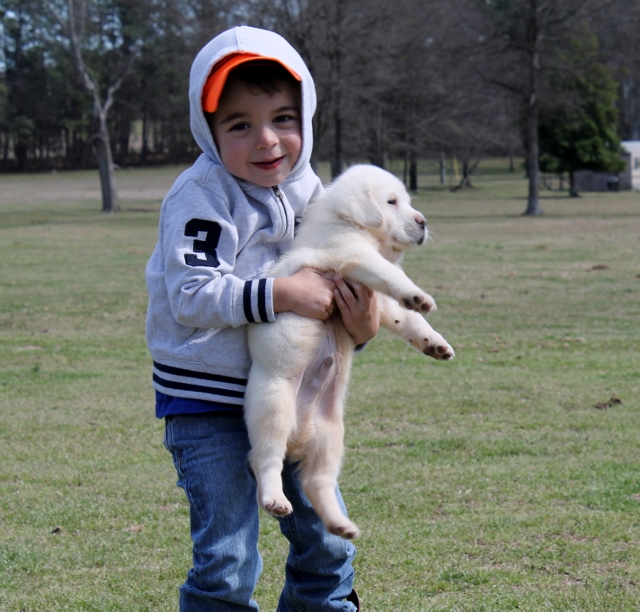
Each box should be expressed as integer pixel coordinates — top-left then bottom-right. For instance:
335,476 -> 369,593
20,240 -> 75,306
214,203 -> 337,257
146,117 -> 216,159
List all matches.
163,412 -> 357,611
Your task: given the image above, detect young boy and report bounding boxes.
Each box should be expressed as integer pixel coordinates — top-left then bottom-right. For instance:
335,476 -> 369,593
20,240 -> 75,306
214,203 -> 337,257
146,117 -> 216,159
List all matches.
146,26 -> 377,611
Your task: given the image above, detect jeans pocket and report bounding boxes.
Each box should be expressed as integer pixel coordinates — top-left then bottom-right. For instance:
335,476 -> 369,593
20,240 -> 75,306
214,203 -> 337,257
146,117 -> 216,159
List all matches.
163,416 -> 173,452
163,416 -> 183,472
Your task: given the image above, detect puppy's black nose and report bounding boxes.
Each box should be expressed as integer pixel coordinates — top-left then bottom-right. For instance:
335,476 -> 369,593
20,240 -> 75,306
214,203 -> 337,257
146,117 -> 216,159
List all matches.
415,216 -> 425,228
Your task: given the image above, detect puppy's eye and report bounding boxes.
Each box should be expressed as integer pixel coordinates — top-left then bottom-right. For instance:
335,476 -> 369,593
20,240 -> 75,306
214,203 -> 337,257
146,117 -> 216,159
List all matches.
387,198 -> 397,206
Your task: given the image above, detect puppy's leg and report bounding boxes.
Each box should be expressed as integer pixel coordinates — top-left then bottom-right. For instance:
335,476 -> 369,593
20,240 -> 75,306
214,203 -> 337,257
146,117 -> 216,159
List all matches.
300,419 -> 360,539
298,348 -> 360,539
245,365 -> 298,517
378,294 -> 455,360
340,251 -> 437,313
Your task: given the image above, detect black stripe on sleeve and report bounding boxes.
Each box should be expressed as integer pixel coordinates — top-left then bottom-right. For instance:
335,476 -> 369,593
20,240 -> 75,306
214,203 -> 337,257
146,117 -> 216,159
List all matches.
243,280 -> 255,323
257,278 -> 268,322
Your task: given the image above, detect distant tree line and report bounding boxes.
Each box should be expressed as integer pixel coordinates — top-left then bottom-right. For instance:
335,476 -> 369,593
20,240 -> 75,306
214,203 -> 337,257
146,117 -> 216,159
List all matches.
1,0 -> 637,213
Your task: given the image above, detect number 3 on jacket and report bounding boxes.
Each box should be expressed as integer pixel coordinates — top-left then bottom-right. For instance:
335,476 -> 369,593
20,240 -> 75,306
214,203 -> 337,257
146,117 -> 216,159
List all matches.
184,219 -> 221,268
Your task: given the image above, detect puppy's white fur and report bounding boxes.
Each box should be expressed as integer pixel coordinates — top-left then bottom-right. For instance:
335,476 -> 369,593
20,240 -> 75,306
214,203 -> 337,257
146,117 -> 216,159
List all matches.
246,165 -> 454,539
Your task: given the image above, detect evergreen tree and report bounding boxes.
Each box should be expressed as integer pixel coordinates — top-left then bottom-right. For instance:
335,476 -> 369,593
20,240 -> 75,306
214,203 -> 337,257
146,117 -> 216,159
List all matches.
539,27 -> 624,197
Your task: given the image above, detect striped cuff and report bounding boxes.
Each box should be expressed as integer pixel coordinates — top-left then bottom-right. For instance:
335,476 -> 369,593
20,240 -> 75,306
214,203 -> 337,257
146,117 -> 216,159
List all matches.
242,277 -> 276,323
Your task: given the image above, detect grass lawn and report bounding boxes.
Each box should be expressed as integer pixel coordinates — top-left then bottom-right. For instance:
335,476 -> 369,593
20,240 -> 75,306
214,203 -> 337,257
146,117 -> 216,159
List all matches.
1,162 -> 639,610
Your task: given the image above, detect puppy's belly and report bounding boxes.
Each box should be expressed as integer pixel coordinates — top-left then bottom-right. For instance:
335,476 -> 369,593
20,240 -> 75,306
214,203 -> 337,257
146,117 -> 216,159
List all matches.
250,312 -> 322,370
297,323 -> 339,413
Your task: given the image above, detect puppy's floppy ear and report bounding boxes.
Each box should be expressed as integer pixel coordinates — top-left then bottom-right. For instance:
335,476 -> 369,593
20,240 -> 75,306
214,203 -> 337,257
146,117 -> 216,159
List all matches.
337,187 -> 384,229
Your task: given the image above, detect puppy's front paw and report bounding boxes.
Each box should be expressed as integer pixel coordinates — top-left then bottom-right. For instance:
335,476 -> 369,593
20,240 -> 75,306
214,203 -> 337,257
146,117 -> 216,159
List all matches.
260,494 -> 293,517
422,334 -> 455,360
402,291 -> 436,313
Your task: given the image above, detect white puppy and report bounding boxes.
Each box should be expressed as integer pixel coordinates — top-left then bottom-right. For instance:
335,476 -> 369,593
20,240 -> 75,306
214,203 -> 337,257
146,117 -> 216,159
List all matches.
245,164 -> 454,539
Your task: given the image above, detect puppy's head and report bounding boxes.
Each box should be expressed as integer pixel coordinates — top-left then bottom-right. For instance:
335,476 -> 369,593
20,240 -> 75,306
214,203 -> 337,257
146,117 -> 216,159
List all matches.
331,165 -> 427,255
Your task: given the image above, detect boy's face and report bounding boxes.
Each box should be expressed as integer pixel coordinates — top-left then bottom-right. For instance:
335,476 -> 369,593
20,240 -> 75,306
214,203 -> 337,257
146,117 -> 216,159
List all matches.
209,78 -> 302,187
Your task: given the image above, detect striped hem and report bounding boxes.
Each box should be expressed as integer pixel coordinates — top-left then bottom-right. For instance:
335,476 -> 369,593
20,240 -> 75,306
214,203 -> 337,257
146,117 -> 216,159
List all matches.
152,361 -> 246,405
242,278 -> 271,323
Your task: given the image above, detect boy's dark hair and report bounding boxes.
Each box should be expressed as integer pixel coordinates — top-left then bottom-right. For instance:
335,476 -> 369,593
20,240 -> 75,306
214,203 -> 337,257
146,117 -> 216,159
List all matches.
227,61 -> 300,97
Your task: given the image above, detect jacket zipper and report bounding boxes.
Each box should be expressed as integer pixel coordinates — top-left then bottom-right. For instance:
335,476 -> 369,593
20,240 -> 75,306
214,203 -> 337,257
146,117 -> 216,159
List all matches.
273,185 -> 290,237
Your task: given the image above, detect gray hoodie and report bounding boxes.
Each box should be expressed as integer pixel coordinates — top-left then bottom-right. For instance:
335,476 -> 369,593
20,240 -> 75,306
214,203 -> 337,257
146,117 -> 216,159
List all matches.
145,26 -> 322,406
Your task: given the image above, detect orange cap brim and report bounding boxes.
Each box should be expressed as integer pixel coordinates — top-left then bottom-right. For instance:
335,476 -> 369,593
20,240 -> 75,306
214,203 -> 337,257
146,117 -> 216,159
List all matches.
201,52 -> 302,113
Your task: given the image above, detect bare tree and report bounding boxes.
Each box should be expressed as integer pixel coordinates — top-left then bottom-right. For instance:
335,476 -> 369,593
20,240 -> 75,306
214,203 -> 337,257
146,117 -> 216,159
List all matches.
65,0 -> 142,212
369,0 -> 519,191
35,0 -> 143,211
11,0 -> 633,194
252,0 -> 409,177
592,0 -> 640,140
252,0 -> 520,189
466,0 -> 591,215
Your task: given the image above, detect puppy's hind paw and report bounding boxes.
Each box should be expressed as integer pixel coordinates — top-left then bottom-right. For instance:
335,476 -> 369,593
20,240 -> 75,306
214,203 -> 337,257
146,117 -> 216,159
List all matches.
328,519 -> 361,540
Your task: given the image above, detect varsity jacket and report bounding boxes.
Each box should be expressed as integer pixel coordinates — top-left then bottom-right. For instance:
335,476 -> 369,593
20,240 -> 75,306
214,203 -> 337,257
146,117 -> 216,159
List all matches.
145,26 -> 323,406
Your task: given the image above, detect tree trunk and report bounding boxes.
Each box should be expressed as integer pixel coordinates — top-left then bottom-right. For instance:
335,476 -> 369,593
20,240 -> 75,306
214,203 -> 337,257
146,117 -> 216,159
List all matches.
409,153 -> 418,192
452,159 -> 479,191
569,170 -> 580,197
403,152 -> 408,186
523,3 -> 543,216
370,105 -> 385,169
94,112 -> 118,213
330,0 -> 342,180
331,109 -> 342,179
524,95 -> 542,214
141,106 -> 149,164
439,152 -> 447,184
117,111 -> 130,167
15,139 -> 28,173
3,129 -> 9,161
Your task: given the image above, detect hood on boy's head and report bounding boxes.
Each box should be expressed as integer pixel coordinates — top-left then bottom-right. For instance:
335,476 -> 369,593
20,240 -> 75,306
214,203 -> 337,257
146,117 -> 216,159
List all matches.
189,26 -> 316,182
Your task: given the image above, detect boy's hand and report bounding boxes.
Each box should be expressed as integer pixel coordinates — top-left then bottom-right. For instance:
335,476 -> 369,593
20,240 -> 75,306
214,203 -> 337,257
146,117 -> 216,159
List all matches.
273,268 -> 336,320
333,275 -> 379,346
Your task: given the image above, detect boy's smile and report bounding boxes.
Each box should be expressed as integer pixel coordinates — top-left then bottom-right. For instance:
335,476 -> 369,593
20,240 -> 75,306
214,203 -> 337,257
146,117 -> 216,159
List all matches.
210,79 -> 302,187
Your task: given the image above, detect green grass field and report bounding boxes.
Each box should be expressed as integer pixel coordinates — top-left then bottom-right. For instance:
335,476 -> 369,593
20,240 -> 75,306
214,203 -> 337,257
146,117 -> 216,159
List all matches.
1,163 -> 639,610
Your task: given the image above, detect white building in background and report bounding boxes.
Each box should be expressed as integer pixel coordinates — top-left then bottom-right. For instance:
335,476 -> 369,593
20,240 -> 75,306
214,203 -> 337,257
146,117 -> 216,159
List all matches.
572,140 -> 640,192
621,141 -> 640,191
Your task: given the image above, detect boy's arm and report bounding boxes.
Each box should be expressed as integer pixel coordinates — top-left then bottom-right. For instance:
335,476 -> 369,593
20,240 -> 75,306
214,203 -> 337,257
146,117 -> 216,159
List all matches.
159,184 -> 277,330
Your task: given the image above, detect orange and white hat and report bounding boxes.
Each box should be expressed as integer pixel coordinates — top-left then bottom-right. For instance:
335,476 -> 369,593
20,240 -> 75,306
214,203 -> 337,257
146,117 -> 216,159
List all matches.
201,52 -> 302,113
